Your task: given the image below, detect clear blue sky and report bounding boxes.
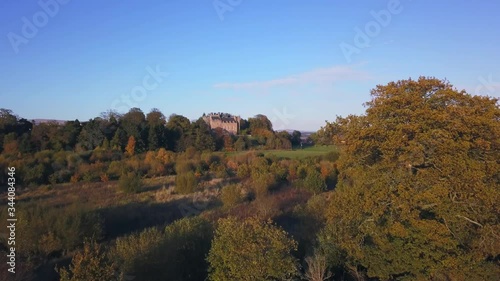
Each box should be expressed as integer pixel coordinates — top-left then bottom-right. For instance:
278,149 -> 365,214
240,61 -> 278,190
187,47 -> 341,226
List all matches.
1,0 -> 499,131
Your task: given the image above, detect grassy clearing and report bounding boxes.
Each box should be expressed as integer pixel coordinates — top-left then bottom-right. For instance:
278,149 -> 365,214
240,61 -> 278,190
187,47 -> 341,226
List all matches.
227,145 -> 338,159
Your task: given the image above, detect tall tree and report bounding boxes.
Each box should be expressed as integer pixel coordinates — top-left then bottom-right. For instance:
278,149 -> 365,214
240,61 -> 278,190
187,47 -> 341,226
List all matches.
58,120 -> 82,150
146,108 -> 167,150
320,77 -> 500,280
191,118 -> 215,151
239,118 -> 250,134
166,114 -> 191,152
31,122 -> 61,151
77,119 -> 105,151
121,108 -> 147,152
248,114 -> 273,133
125,136 -> 136,156
291,130 -> 302,146
111,127 -> 127,151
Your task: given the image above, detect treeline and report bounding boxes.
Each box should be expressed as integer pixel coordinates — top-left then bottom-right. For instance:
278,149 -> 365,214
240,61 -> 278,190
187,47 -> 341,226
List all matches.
0,108 -> 303,186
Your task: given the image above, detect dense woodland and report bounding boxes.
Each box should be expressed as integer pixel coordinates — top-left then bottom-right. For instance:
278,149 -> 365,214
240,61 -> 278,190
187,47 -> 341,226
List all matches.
0,108 -> 302,187
0,77 -> 499,281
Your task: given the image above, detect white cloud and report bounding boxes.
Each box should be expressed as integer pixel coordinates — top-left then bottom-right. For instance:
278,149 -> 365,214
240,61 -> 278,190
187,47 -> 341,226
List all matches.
213,65 -> 371,90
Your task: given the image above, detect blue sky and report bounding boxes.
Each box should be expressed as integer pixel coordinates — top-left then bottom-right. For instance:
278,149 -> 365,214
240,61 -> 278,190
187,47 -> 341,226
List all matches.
1,0 -> 499,131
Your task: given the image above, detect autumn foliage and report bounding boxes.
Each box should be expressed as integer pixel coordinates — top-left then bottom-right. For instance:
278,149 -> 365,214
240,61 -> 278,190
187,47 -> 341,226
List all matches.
318,77 -> 500,280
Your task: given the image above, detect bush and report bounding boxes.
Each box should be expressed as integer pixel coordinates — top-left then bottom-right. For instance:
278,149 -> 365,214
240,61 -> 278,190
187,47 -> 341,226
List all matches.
175,172 -> 198,194
21,162 -> 52,185
112,227 -> 164,275
221,184 -> 243,209
107,160 -> 124,180
207,217 -> 298,280
236,164 -> 250,178
80,162 -> 107,182
215,165 -> 229,178
304,169 -> 326,194
163,217 -> 213,281
15,203 -> 103,258
48,169 -> 73,184
111,217 -> 213,281
58,240 -> 117,281
118,172 -> 142,194
252,173 -> 276,198
270,162 -> 288,181
175,160 -> 195,174
297,165 -> 308,179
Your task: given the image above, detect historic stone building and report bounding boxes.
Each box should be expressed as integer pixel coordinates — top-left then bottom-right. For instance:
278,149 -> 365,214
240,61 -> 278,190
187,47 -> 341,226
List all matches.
202,112 -> 241,134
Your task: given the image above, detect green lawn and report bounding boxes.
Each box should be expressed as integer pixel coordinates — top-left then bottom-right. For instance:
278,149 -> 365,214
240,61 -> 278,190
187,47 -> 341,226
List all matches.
227,145 -> 338,159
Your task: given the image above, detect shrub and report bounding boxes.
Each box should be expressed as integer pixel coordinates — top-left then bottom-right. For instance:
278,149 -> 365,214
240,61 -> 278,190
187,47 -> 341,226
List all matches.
163,217 -> 213,281
215,165 -> 228,178
112,227 -> 164,274
297,165 -> 308,179
322,150 -> 340,162
221,184 -> 243,209
111,217 -> 213,281
207,217 -> 299,280
209,162 -> 228,178
304,169 -> 326,194
16,202 -> 103,258
22,162 -> 51,185
107,160 -> 124,180
66,153 -> 83,170
201,152 -> 221,167
57,240 -> 117,281
175,172 -> 198,194
234,136 -> 247,151
80,162 -> 107,183
236,163 -> 250,178
252,173 -> 276,198
270,162 -> 288,181
175,161 -> 194,174
49,169 -> 73,184
118,172 -> 142,194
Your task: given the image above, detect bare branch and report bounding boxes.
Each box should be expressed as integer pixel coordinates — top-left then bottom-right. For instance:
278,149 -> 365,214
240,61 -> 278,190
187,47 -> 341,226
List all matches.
456,215 -> 483,227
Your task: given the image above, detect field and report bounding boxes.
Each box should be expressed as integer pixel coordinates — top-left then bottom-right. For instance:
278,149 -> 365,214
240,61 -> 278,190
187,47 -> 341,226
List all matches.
226,145 -> 338,159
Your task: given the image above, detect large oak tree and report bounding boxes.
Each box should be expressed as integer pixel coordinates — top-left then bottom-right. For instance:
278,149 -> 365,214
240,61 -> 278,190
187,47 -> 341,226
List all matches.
320,77 -> 499,280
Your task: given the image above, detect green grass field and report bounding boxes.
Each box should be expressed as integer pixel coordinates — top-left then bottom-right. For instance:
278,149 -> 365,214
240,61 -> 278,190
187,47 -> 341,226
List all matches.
227,145 -> 338,159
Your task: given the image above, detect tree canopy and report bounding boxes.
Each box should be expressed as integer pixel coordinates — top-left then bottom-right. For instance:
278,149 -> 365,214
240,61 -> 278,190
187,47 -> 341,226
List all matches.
207,216 -> 299,281
319,77 -> 500,280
